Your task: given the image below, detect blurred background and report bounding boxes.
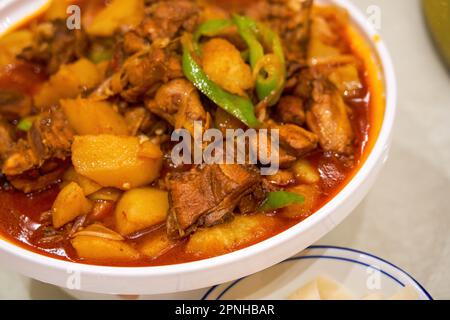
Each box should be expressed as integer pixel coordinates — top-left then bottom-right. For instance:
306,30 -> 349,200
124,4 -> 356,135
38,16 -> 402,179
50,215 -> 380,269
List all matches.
0,0 -> 449,299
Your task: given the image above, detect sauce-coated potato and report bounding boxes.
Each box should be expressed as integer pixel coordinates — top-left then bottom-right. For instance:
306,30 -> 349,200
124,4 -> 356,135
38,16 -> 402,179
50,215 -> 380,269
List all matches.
280,184 -> 321,219
34,59 -> 102,109
186,214 -> 277,257
87,0 -> 144,36
63,167 -> 102,196
72,135 -> 163,190
202,38 -> 254,96
61,98 -> 129,135
138,227 -> 176,259
115,188 -> 169,236
52,182 -> 93,228
71,235 -> 140,261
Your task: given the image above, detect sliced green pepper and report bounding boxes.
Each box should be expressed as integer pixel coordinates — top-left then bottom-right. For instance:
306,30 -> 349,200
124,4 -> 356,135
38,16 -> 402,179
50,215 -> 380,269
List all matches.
193,19 -> 234,55
232,15 -> 265,69
260,191 -> 305,212
232,14 -> 286,106
181,34 -> 261,128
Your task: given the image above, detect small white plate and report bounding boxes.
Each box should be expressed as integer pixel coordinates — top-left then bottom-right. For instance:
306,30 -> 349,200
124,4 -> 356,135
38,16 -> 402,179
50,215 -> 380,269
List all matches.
202,246 -> 432,300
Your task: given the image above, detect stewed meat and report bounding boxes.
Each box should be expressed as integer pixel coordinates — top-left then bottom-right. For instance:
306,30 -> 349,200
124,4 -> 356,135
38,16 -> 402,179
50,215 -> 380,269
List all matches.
18,20 -> 88,75
167,164 -> 263,238
306,80 -> 354,155
2,108 -> 73,176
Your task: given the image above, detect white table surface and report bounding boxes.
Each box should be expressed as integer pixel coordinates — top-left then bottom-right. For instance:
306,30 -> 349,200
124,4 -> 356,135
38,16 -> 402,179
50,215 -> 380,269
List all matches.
0,0 -> 449,300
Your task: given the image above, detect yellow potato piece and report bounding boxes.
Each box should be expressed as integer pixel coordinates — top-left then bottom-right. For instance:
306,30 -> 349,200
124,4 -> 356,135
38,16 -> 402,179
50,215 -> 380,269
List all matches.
0,30 -> 33,66
115,188 -> 169,236
138,228 -> 176,259
186,214 -> 277,257
71,235 -> 140,261
87,0 -> 144,36
61,98 -> 129,135
281,184 -> 321,219
72,135 -> 163,190
52,182 -> 93,228
292,159 -> 320,184
63,167 -> 102,196
45,0 -> 69,20
34,59 -> 102,109
202,38 -> 253,96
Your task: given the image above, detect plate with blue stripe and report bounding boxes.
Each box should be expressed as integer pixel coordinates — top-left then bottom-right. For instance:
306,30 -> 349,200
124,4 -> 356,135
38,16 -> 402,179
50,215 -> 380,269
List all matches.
202,245 -> 432,300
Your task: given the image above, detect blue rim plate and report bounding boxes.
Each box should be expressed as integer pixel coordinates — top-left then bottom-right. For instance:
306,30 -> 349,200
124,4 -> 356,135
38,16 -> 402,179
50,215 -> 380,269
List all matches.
202,245 -> 432,300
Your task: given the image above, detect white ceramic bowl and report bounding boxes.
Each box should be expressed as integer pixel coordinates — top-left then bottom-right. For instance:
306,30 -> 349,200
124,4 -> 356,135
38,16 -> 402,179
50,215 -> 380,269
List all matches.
0,0 -> 396,295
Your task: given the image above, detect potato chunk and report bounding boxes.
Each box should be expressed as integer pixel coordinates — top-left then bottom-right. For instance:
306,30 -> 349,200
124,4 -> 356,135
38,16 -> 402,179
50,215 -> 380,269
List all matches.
71,236 -> 140,261
52,182 -> 93,228
63,167 -> 102,196
61,98 -> 129,135
72,135 -> 163,190
45,0 -> 69,20
87,0 -> 144,36
34,59 -> 102,109
280,184 -> 321,219
186,214 -> 277,257
0,30 -> 32,66
292,159 -> 320,185
138,228 -> 177,259
202,38 -> 253,96
115,188 -> 169,236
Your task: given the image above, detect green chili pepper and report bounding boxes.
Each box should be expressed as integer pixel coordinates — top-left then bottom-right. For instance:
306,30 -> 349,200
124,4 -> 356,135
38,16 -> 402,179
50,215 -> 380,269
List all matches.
232,14 -> 286,106
232,15 -> 264,69
260,191 -> 305,212
17,117 -> 33,131
193,19 -> 234,55
181,34 -> 261,128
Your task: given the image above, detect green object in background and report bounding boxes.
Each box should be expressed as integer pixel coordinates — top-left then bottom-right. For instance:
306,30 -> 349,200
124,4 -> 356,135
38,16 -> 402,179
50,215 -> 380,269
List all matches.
423,0 -> 450,70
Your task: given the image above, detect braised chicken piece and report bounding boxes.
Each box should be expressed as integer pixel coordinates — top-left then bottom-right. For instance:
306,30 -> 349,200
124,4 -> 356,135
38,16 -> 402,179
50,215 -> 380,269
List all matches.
110,47 -> 170,103
306,80 -> 354,155
18,20 -> 88,75
138,0 -> 200,42
167,164 -> 263,238
276,96 -> 306,126
146,79 -> 208,135
2,108 -> 73,176
270,122 -> 319,157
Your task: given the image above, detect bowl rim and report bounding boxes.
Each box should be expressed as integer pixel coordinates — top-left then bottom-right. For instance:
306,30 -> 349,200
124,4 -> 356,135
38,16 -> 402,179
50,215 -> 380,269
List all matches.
0,0 -> 397,286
